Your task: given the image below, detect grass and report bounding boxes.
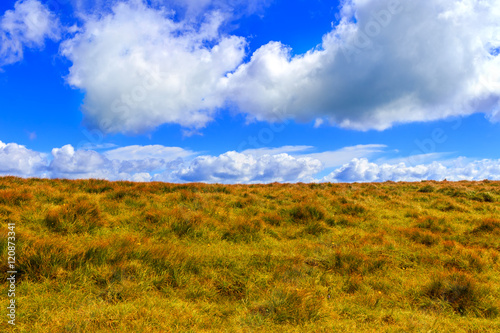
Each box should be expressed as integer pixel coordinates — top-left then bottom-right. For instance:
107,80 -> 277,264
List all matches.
0,177 -> 499,332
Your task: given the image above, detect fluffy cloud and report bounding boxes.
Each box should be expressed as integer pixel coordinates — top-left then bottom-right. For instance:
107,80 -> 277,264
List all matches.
300,144 -> 387,169
324,158 -> 500,183
158,151 -> 323,184
155,0 -> 272,18
1,140 -> 500,183
0,140 -> 48,176
0,0 -> 60,66
49,144 -> 186,180
0,141 -> 323,183
50,145 -> 113,178
103,145 -> 194,162
57,0 -> 500,134
224,0 -> 500,130
60,0 -> 246,134
242,144 -> 387,168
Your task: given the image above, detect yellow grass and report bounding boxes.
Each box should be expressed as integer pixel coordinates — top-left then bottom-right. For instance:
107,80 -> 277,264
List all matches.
1,177 -> 499,332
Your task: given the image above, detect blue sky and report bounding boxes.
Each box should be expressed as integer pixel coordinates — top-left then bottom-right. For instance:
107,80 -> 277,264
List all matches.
0,0 -> 500,183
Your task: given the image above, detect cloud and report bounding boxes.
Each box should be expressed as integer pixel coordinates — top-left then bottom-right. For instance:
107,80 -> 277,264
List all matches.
0,140 -> 500,183
158,151 -> 323,184
0,0 -> 61,66
103,145 -> 195,161
301,144 -> 387,168
47,145 -> 323,183
49,144 -> 189,180
0,140 -> 48,176
60,0 -> 246,134
50,145 -> 115,179
241,145 -> 314,157
55,0 -> 500,134
69,0 -> 271,19
323,158 -> 500,183
154,0 -> 273,19
224,0 -> 500,130
242,144 -> 387,168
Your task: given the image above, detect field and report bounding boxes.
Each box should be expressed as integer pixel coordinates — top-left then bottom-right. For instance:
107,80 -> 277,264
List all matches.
1,177 -> 500,332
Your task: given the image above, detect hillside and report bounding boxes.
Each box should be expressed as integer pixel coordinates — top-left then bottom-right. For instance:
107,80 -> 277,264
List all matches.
1,177 -> 500,332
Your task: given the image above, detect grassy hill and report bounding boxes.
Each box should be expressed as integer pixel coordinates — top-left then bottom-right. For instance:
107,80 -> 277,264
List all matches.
1,177 -> 500,332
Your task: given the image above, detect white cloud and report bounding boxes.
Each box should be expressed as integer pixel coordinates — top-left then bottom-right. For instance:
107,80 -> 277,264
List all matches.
47,145 -> 323,183
60,0 -> 246,134
0,140 -> 48,176
302,144 -> 387,168
223,0 -> 500,130
155,0 -> 272,19
103,145 -> 195,161
70,0 -> 271,19
241,145 -> 313,157
0,0 -> 60,66
242,144 -> 386,168
1,140 -> 500,184
49,144 -> 191,180
376,152 -> 454,167
55,0 -> 500,134
323,157 -> 500,183
50,144 -> 112,178
158,151 -> 323,184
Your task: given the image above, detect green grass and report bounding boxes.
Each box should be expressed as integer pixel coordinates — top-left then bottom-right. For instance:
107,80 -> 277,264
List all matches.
0,177 -> 499,332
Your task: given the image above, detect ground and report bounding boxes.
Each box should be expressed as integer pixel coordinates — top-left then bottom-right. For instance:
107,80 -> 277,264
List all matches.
1,177 -> 499,332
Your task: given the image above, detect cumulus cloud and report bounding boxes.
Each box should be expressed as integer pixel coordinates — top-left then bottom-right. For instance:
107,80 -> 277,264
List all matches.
301,144 -> 387,168
0,140 -> 48,176
155,0 -> 272,19
60,0 -> 246,134
103,145 -> 194,162
49,144 -> 188,180
50,145 -> 112,178
0,141 -> 324,183
163,151 -> 322,183
242,144 -> 387,168
0,0 -> 60,66
58,0 -> 500,134
224,0 -> 500,130
156,151 -> 323,184
323,158 -> 500,183
1,140 -> 500,183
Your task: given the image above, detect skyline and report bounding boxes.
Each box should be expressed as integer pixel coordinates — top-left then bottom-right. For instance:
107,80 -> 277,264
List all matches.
1,0 -> 500,183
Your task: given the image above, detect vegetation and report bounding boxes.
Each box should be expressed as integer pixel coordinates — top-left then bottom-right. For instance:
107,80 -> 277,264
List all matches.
1,177 -> 500,332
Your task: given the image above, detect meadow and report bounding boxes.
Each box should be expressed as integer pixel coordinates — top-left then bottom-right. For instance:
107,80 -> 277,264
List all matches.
0,177 -> 499,332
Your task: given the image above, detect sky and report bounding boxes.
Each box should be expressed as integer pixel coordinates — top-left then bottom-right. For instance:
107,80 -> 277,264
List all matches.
0,0 -> 500,184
